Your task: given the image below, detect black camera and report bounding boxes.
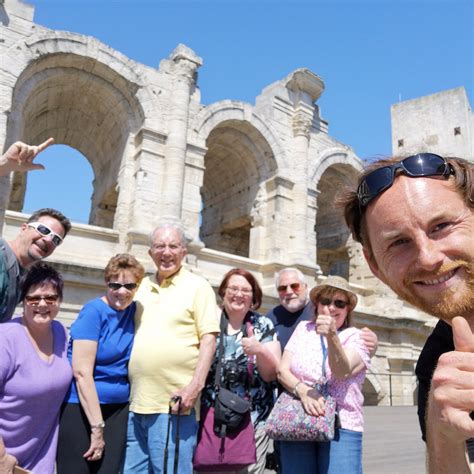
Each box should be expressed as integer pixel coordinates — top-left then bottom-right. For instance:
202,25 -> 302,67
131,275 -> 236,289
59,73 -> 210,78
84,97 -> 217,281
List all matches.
223,359 -> 243,387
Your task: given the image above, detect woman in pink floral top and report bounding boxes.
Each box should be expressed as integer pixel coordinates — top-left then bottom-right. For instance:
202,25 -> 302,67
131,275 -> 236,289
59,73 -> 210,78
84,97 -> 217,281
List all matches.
277,276 -> 372,474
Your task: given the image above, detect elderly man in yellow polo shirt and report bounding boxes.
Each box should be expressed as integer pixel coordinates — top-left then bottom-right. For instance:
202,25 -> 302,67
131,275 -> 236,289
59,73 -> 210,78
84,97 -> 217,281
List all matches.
123,222 -> 219,474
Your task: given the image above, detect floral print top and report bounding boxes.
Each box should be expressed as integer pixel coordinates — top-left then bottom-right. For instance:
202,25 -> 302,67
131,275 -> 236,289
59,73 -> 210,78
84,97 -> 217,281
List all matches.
285,321 -> 371,432
202,310 -> 278,428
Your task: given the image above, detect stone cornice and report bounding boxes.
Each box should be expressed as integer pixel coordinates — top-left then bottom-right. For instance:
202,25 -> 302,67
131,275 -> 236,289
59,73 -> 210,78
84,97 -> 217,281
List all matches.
284,68 -> 325,102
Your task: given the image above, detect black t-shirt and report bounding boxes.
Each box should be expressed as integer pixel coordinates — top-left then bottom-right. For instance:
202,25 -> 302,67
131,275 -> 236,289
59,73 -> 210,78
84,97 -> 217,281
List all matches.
415,320 -> 454,441
266,302 -> 314,351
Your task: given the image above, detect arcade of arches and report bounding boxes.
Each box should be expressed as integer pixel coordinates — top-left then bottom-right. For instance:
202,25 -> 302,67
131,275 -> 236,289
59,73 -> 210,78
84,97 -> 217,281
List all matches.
0,0 -> 437,406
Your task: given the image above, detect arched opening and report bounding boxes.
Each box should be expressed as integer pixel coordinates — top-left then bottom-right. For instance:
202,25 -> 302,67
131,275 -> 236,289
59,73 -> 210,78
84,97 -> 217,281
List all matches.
315,164 -> 358,278
363,377 -> 381,406
10,145 -> 94,224
200,120 -> 276,258
5,52 -> 144,228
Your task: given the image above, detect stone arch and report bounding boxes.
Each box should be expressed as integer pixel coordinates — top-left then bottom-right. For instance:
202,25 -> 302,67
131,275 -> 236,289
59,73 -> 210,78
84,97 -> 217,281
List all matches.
4,32 -> 149,227
363,371 -> 385,406
194,100 -> 288,174
198,113 -> 279,258
312,149 -> 362,277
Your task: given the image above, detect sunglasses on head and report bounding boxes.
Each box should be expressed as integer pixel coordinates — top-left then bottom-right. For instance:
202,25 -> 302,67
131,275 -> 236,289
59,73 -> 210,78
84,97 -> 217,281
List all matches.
107,282 -> 138,291
28,222 -> 63,247
320,297 -> 349,309
25,294 -> 60,306
357,153 -> 453,208
277,283 -> 301,293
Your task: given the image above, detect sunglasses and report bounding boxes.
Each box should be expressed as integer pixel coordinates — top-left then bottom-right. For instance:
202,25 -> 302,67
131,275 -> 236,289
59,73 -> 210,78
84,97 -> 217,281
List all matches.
107,282 -> 138,291
28,222 -> 63,247
357,153 -> 453,208
25,294 -> 60,306
320,297 -> 349,309
277,283 -> 301,293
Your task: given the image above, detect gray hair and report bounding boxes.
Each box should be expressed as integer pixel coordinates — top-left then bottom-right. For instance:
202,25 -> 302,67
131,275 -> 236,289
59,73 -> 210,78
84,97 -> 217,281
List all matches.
275,267 -> 307,288
149,220 -> 187,247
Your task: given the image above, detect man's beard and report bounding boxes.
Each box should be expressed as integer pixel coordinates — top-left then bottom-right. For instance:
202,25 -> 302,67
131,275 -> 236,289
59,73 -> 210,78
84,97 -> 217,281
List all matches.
398,260 -> 474,322
282,297 -> 306,313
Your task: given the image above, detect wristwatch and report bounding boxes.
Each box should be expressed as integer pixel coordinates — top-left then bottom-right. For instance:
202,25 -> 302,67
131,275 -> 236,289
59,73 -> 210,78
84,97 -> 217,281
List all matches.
91,421 -> 105,430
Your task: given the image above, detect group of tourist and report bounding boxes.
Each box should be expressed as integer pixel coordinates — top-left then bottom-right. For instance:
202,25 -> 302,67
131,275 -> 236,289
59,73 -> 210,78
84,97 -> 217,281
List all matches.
0,140 -> 473,474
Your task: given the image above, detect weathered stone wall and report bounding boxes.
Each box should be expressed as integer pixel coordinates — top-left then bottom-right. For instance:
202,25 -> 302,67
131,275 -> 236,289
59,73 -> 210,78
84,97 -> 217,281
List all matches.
0,0 -> 447,406
391,87 -> 473,159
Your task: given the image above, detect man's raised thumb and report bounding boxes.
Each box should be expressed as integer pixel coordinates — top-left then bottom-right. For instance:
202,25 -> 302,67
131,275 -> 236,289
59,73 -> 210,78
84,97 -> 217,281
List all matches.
452,316 -> 474,352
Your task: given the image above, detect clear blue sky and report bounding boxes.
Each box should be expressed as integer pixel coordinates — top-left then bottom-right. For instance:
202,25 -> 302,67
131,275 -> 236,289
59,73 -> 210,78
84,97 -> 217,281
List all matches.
22,0 -> 473,224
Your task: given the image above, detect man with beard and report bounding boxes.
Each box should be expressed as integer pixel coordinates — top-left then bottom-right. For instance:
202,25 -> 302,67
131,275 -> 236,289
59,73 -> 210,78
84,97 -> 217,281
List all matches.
267,268 -> 314,351
339,153 -> 474,473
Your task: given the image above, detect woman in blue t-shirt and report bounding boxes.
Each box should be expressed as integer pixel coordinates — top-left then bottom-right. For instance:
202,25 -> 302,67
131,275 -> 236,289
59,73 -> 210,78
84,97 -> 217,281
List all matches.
57,254 -> 145,474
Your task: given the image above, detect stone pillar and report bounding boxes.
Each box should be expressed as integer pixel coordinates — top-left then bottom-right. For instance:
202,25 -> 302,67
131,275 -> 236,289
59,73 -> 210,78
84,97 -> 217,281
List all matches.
289,105 -> 313,263
259,176 -> 294,262
161,45 -> 202,220
282,69 -> 324,266
130,128 -> 166,232
181,143 -> 207,243
0,79 -> 14,233
249,182 -> 267,260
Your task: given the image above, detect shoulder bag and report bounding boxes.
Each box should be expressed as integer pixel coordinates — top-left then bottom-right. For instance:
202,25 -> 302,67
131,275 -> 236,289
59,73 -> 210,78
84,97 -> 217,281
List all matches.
264,334 -> 337,442
193,313 -> 257,471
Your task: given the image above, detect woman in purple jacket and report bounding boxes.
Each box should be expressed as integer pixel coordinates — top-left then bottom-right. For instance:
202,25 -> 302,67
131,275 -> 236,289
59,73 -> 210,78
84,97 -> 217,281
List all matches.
0,262 -> 73,474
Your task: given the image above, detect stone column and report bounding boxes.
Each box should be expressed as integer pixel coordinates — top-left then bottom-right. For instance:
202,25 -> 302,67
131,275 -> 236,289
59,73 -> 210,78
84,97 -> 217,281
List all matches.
289,105 -> 313,263
161,45 -> 202,220
181,143 -> 207,243
130,128 -> 166,231
282,69 -> 324,265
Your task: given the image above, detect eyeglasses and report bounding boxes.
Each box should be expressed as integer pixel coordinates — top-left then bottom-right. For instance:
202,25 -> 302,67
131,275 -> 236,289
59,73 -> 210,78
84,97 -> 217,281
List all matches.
226,286 -> 253,296
320,298 -> 349,309
25,294 -> 60,306
28,222 -> 63,247
357,153 -> 453,208
152,244 -> 183,253
107,282 -> 138,291
277,283 -> 301,293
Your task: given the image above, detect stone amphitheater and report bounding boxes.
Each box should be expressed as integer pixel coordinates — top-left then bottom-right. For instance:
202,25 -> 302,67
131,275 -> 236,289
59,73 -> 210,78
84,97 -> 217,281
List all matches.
1,0 -> 472,406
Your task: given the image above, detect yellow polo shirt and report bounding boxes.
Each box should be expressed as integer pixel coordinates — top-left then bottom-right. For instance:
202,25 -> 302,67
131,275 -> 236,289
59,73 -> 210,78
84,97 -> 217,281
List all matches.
128,267 -> 219,415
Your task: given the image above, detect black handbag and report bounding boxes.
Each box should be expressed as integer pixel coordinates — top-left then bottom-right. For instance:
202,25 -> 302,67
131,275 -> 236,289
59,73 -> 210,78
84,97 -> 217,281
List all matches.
214,387 -> 251,435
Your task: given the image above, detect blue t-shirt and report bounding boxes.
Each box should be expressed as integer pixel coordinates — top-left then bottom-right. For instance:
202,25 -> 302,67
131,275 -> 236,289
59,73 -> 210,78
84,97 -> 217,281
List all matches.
65,297 -> 135,404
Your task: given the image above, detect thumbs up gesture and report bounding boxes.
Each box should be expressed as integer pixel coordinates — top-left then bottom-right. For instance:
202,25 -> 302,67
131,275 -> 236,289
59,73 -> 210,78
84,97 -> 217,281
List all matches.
241,325 -> 261,357
426,317 -> 474,472
315,304 -> 337,336
428,316 -> 474,440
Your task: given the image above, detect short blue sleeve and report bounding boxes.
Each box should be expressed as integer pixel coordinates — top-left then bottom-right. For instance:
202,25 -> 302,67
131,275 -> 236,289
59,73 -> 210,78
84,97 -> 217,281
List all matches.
70,298 -> 104,341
